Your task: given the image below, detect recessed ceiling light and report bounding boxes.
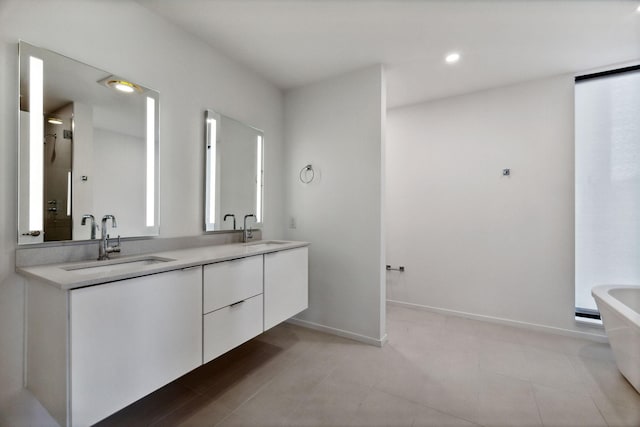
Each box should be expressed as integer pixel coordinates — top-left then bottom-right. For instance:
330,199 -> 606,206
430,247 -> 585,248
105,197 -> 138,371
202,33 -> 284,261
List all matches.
108,80 -> 140,93
47,117 -> 63,125
637,4 -> 640,12
445,52 -> 461,64
98,76 -> 143,94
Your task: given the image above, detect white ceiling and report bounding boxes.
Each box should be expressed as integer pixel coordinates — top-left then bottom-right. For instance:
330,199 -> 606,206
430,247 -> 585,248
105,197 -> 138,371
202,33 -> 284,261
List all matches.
139,0 -> 640,108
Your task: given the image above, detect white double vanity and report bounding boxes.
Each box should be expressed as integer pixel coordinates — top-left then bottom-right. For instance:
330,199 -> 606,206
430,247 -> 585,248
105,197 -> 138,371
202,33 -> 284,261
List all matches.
17,241 -> 309,426
16,40 -> 302,427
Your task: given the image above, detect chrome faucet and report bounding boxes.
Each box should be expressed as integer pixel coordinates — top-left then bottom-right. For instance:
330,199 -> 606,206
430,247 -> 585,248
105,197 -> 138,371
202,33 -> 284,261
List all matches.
224,214 -> 236,230
98,215 -> 121,260
243,214 -> 256,242
81,214 -> 99,239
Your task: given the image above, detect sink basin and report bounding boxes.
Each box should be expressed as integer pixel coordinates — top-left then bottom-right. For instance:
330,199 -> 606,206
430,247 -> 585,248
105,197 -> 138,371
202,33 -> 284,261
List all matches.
63,256 -> 175,275
244,240 -> 289,250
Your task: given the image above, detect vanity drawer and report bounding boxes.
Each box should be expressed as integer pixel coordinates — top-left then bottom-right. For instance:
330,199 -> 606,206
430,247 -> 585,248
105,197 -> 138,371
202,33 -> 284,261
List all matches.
203,294 -> 263,363
203,255 -> 263,314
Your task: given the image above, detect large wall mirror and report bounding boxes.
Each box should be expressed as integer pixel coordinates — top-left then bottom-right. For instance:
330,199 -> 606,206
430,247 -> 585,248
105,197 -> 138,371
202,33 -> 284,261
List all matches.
18,42 -> 160,245
205,110 -> 264,232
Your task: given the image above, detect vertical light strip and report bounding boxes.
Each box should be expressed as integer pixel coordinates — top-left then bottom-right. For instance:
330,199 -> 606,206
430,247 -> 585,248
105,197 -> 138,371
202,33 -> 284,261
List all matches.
256,135 -> 263,223
146,97 -> 155,227
29,56 -> 44,231
208,118 -> 217,224
66,170 -> 72,216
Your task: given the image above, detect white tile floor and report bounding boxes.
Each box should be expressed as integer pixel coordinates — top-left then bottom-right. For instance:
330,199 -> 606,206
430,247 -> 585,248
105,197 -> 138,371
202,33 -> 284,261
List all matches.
3,304 -> 639,426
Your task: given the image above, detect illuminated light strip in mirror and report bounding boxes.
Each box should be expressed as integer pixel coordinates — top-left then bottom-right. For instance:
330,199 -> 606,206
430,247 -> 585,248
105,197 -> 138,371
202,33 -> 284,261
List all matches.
29,56 -> 44,231
207,117 -> 217,225
256,135 -> 263,223
66,171 -> 71,216
146,97 -> 155,227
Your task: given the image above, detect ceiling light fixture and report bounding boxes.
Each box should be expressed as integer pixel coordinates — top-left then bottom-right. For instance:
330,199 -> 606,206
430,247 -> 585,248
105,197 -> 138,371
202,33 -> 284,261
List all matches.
108,79 -> 140,93
637,4 -> 640,12
98,76 -> 144,94
445,52 -> 461,64
47,117 -> 63,125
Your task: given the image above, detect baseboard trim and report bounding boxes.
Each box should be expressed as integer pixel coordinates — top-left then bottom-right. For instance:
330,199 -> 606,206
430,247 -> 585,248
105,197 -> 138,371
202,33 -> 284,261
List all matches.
387,299 -> 608,343
287,318 -> 386,347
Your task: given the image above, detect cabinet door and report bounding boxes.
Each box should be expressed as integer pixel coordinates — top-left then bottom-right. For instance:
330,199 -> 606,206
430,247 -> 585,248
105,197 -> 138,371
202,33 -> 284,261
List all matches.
264,247 -> 308,330
203,294 -> 263,363
69,267 -> 202,426
203,255 -> 263,313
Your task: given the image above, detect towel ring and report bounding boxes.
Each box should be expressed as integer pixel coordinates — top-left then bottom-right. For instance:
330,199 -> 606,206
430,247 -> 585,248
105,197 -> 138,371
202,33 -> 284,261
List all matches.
299,164 -> 315,184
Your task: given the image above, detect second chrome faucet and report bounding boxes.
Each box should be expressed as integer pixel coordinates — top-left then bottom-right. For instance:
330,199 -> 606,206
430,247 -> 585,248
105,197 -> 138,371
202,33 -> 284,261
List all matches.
224,214 -> 236,230
98,215 -> 121,260
243,214 -> 256,243
81,214 -> 99,240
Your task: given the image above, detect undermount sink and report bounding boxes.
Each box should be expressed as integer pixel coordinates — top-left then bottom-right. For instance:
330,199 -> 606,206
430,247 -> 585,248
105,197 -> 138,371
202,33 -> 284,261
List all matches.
244,240 -> 289,250
63,256 -> 175,275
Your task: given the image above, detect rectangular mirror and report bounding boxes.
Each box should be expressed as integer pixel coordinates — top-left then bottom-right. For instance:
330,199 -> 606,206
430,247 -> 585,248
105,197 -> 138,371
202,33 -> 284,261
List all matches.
205,110 -> 264,232
18,42 -> 160,245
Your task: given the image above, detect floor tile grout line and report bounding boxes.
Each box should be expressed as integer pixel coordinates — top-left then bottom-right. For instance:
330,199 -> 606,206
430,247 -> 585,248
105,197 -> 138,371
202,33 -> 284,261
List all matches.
369,380 -> 480,426
147,392 -> 210,427
526,379 -> 590,399
213,348 -> 333,426
526,379 -> 545,427
372,386 -> 484,427
153,344 -> 306,425
102,381 -> 209,427
594,400 -> 614,427
587,388 -> 616,427
176,378 -> 210,397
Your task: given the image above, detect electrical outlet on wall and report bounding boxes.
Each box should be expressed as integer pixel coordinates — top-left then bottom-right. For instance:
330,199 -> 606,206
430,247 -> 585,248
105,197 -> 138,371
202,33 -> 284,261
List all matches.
289,216 -> 297,229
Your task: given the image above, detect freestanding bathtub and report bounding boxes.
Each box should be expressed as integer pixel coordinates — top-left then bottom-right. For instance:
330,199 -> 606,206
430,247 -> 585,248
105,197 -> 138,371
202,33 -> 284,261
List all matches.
592,285 -> 640,394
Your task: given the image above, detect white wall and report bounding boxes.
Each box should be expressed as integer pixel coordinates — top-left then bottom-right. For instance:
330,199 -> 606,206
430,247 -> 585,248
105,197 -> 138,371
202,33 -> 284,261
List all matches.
92,128 -> 146,238
72,102 -> 95,241
284,65 -> 386,344
217,116 -> 259,230
386,75 -> 604,337
0,0 -> 285,406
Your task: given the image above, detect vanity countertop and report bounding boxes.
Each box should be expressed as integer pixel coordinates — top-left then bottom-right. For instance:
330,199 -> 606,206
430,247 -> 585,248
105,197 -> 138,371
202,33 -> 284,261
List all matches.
17,240 -> 309,291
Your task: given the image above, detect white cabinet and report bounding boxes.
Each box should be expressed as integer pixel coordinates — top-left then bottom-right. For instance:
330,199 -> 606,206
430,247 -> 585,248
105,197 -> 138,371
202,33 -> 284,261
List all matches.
203,256 -> 263,313
25,243 -> 308,426
203,294 -> 264,363
264,247 -> 309,330
70,267 -> 202,426
27,267 -> 202,427
203,255 -> 264,363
